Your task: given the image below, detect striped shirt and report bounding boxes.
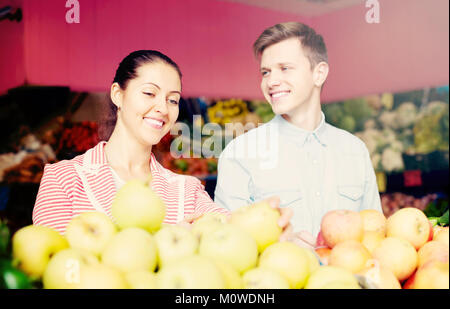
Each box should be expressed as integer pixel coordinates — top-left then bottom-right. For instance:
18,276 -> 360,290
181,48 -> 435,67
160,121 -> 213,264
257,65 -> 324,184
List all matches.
32,141 -> 228,234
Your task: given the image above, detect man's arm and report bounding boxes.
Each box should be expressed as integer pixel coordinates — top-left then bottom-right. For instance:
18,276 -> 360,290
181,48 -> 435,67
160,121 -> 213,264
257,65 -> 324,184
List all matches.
360,145 -> 383,212
214,148 -> 253,212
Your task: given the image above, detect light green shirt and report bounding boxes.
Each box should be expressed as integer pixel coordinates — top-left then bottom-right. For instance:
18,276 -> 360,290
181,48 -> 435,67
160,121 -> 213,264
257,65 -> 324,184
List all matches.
214,113 -> 382,237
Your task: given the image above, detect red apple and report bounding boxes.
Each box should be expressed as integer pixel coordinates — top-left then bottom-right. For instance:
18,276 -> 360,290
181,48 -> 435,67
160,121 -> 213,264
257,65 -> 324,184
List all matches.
427,221 -> 434,242
316,231 -> 327,248
402,271 -> 416,289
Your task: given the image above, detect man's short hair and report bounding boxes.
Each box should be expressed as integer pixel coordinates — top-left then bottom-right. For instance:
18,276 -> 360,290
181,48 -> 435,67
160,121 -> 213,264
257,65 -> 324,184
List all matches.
253,22 -> 328,70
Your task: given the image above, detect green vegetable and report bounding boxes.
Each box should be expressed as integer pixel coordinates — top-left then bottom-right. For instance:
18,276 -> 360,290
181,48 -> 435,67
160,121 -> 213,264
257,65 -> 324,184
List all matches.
428,217 -> 439,227
207,160 -> 218,173
174,159 -> 188,172
438,210 -> 449,226
424,199 -> 448,218
0,219 -> 10,258
0,259 -> 32,289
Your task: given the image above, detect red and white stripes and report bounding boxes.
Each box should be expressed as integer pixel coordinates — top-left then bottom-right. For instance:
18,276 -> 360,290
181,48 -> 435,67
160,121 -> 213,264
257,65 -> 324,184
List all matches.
32,142 -> 228,234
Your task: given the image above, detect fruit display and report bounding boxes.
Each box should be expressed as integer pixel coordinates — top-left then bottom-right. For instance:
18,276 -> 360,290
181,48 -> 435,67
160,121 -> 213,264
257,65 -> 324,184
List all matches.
315,208 -> 449,289
322,86 -> 449,174
2,177 -> 449,289
206,99 -> 249,127
380,192 -> 439,218
0,182 -> 338,288
160,152 -> 218,178
0,218 -> 35,289
55,120 -> 100,159
0,134 -> 56,184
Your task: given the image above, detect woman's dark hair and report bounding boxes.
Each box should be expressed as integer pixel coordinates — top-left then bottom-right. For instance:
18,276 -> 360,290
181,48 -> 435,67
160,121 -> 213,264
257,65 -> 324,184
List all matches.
98,50 -> 182,141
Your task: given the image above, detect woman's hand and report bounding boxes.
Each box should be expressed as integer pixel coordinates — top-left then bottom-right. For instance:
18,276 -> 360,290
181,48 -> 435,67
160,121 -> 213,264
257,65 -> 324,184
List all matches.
263,196 -> 294,235
282,230 -> 316,250
177,196 -> 297,244
177,213 -> 202,229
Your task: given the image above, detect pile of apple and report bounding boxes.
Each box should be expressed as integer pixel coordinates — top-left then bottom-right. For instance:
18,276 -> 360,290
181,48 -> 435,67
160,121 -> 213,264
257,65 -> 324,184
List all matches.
9,179 -> 355,289
315,208 -> 449,289
10,178 -> 449,289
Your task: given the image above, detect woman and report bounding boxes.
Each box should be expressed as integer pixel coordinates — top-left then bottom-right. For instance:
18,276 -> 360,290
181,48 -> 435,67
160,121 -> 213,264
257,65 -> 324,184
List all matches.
32,50 -> 294,237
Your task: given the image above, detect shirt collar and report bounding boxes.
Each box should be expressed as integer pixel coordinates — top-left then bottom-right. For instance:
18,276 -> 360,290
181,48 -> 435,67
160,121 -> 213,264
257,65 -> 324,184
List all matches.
89,141 -> 163,175
274,111 -> 328,147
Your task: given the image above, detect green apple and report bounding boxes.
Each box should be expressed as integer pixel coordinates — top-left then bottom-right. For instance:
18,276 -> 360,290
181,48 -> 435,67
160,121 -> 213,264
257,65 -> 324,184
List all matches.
156,255 -> 225,289
43,248 -> 100,289
303,248 -> 321,274
154,225 -> 198,269
191,213 -> 228,241
213,259 -> 244,289
242,267 -> 290,289
198,224 -> 258,274
101,227 -> 158,274
258,241 -> 310,289
65,212 -> 117,257
229,200 -> 282,252
77,263 -> 128,289
305,266 -> 361,289
12,225 -> 69,279
111,179 -> 166,233
125,270 -> 157,289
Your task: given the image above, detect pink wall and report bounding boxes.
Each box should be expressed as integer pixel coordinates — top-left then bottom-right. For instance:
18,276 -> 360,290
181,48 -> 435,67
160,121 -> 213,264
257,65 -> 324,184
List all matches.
0,0 -> 25,94
1,0 -> 448,101
20,0 -> 310,99
314,0 -> 449,102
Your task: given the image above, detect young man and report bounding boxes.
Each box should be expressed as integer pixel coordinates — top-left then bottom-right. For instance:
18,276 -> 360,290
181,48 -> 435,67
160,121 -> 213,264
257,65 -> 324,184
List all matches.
214,22 -> 382,244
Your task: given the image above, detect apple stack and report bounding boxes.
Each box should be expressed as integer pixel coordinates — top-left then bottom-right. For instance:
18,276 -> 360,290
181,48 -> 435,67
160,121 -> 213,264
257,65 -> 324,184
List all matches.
9,178 -> 334,289
7,179 -> 311,289
314,208 -> 449,289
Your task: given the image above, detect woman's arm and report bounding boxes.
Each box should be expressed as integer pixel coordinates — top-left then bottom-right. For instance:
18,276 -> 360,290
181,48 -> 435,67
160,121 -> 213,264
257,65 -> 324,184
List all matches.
192,178 -> 230,218
32,164 -> 73,235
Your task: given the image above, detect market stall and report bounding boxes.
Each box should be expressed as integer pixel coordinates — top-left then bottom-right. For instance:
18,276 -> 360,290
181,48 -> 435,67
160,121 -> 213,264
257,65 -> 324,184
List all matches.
0,0 -> 448,291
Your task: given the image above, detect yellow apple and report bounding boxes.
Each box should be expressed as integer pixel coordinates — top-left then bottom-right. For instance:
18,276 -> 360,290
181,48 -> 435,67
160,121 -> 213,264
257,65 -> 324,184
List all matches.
154,225 -> 198,268
156,255 -> 225,289
213,259 -> 244,289
65,212 -> 117,257
12,225 -> 69,279
229,200 -> 282,253
77,263 -> 128,289
198,224 -> 258,274
417,240 -> 449,267
111,179 -> 166,233
101,227 -> 158,273
191,213 -> 228,241
258,241 -> 310,289
386,207 -> 430,250
305,266 -> 361,289
242,267 -> 290,289
361,231 -> 384,254
125,270 -> 157,289
433,227 -> 449,246
372,237 -> 418,281
319,281 -> 362,289
413,260 -> 449,289
303,248 -> 320,274
43,248 -> 100,289
359,209 -> 387,236
329,240 -> 372,274
356,259 -> 401,289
